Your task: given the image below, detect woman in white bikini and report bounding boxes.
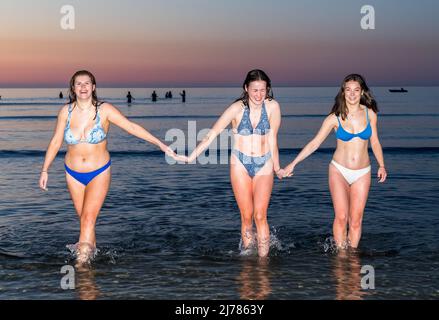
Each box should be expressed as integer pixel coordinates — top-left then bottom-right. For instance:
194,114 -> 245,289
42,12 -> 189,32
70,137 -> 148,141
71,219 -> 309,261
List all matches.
280,74 -> 387,249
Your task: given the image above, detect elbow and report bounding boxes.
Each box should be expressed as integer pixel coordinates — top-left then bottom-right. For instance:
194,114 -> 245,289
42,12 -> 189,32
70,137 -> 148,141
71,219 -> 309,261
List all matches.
370,140 -> 382,149
309,140 -> 320,153
50,138 -> 63,150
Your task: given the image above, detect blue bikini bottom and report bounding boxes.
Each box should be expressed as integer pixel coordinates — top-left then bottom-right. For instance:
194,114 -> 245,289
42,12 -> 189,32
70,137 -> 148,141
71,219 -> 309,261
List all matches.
65,159 -> 111,186
232,150 -> 272,177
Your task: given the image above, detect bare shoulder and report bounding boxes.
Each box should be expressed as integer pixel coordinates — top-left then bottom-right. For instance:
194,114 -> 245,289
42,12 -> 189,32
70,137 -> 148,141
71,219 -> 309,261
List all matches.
265,98 -> 280,112
366,107 -> 378,120
324,113 -> 338,126
99,102 -> 120,115
58,104 -> 70,118
227,101 -> 245,114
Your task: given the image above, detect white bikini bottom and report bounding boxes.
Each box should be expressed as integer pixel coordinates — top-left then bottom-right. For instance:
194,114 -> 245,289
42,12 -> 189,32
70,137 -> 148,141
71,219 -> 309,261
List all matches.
331,160 -> 371,185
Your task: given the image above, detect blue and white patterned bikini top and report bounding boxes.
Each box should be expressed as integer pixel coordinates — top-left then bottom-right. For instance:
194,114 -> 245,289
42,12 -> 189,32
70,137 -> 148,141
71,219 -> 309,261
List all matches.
64,104 -> 107,145
336,107 -> 372,142
235,102 -> 271,136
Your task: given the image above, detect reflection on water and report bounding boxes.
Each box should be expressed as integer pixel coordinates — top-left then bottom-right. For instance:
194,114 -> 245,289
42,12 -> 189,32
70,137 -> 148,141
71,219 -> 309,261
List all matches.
332,249 -> 370,300
75,265 -> 100,300
237,257 -> 272,300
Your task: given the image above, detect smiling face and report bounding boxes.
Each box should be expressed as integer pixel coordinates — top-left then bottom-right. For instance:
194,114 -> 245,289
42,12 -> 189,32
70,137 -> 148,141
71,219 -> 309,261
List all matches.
344,80 -> 363,106
245,80 -> 268,106
73,75 -> 95,101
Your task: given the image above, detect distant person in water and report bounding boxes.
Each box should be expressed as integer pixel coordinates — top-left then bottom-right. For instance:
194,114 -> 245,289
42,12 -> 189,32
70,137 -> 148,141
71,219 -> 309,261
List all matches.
279,74 -> 387,249
180,90 -> 186,103
168,91 -> 173,99
178,70 -> 282,258
127,91 -> 134,104
151,90 -> 158,102
59,91 -> 64,99
39,70 -> 181,265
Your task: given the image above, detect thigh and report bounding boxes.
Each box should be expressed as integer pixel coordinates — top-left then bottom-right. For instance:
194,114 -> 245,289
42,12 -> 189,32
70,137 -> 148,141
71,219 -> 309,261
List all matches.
329,163 -> 350,218
349,171 -> 371,220
252,173 -> 273,211
230,154 -> 254,216
82,167 -> 111,216
66,173 -> 86,217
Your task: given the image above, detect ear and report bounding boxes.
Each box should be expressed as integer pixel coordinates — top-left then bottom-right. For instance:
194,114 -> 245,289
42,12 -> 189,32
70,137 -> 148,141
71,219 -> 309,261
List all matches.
244,85 -> 248,92
93,84 -> 96,91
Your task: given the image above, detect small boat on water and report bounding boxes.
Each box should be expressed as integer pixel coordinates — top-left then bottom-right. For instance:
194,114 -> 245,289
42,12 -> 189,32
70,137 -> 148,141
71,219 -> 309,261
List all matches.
389,88 -> 408,93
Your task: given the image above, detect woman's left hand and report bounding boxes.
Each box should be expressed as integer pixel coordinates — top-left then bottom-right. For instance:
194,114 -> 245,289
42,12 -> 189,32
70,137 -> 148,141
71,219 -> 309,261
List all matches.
275,169 -> 285,180
377,166 -> 387,183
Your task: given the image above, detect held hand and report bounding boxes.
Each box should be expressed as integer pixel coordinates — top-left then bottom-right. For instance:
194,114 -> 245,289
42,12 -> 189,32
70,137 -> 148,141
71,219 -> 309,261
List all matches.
39,172 -> 48,191
187,152 -> 196,164
283,163 -> 295,178
377,166 -> 387,183
173,154 -> 189,163
275,169 -> 285,180
160,144 -> 176,158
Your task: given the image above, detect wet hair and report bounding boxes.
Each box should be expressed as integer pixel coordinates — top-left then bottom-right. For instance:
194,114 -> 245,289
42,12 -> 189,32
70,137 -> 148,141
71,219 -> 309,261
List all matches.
235,69 -> 273,107
330,74 -> 378,120
68,70 -> 102,119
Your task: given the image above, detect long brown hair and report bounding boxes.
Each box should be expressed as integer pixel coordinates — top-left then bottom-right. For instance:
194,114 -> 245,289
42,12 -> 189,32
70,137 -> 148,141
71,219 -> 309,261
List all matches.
235,69 -> 274,107
68,70 -> 102,119
330,74 -> 378,120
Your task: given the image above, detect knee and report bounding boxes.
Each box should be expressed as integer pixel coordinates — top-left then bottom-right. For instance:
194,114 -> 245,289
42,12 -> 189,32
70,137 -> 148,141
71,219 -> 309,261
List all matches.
240,210 -> 253,225
349,217 -> 363,231
80,210 -> 97,227
254,209 -> 267,224
334,213 -> 348,226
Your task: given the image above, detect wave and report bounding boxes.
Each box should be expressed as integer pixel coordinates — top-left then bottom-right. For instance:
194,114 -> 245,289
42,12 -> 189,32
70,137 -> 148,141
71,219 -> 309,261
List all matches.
1,147 -> 439,158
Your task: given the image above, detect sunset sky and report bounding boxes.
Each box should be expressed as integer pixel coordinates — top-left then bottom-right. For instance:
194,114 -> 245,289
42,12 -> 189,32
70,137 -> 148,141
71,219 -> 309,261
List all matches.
1,0 -> 438,87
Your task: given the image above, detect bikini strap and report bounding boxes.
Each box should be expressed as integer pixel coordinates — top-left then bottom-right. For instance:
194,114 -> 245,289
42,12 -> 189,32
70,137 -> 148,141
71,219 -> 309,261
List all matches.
66,103 -> 72,125
365,107 -> 369,122
336,114 -> 341,126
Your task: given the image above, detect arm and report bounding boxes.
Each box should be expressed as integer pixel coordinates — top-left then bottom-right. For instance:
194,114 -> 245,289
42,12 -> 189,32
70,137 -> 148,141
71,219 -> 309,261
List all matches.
188,103 -> 241,163
369,110 -> 387,183
39,105 -> 69,190
283,114 -> 337,177
267,100 -> 281,174
105,103 -> 175,157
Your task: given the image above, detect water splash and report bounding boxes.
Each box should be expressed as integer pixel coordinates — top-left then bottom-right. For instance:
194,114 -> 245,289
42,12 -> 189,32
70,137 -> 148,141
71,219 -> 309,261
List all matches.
66,243 -> 99,265
238,227 -> 288,256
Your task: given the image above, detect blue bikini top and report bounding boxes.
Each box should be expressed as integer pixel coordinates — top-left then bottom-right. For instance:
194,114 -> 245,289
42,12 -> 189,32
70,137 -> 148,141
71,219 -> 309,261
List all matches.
235,102 -> 271,136
64,104 -> 107,145
336,107 -> 372,142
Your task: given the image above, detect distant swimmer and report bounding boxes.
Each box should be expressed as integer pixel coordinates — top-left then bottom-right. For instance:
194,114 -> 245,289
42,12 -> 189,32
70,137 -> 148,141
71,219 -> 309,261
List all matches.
279,74 -> 387,250
151,90 -> 158,102
59,91 -> 64,99
39,70 -> 182,265
180,90 -> 186,103
127,91 -> 135,104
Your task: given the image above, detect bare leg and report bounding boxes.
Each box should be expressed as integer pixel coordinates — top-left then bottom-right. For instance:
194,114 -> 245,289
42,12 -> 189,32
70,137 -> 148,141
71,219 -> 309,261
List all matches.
77,167 -> 111,264
329,163 -> 350,249
231,155 -> 254,249
66,173 -> 86,218
252,172 -> 273,258
348,172 -> 371,248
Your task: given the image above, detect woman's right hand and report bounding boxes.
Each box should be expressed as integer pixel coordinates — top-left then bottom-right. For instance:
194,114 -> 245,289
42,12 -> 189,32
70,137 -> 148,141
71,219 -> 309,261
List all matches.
39,172 -> 49,191
283,163 -> 295,178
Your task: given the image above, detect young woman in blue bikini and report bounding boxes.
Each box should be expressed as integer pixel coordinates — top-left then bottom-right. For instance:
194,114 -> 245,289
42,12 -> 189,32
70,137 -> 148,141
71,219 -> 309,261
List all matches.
280,74 -> 387,249
39,70 -> 180,264
185,69 -> 282,257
